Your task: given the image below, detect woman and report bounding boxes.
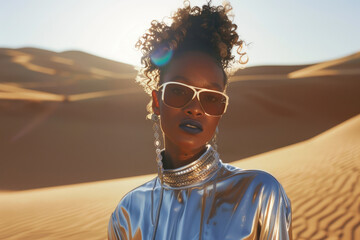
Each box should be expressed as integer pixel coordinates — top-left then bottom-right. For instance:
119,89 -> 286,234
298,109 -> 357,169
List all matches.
108,1 -> 293,239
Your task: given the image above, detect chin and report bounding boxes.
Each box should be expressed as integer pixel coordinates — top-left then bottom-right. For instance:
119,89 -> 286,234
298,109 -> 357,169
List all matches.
173,135 -> 208,151
162,124 -> 214,151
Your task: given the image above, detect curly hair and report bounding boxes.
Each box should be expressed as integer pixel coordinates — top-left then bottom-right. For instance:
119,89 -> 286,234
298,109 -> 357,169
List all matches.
135,0 -> 247,118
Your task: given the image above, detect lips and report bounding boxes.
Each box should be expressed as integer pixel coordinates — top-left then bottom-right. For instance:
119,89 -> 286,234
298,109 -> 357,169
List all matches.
179,119 -> 203,134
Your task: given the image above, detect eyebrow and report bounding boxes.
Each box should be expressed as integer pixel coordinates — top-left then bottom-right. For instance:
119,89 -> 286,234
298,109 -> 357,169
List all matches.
169,75 -> 223,90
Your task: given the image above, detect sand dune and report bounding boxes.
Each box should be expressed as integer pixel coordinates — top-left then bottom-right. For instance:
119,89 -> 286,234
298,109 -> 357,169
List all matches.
0,114 -> 359,240
1,48 -> 359,239
0,83 -> 65,101
6,50 -> 57,75
0,174 -> 155,240
1,48 -> 359,190
232,114 -> 360,240
288,52 -> 360,78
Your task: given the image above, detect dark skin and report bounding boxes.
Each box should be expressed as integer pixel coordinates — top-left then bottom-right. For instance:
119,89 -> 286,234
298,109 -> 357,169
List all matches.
152,51 -> 226,169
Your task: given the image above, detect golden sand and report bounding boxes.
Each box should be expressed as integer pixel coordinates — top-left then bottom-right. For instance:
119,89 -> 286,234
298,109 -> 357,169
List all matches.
1,114 -> 359,240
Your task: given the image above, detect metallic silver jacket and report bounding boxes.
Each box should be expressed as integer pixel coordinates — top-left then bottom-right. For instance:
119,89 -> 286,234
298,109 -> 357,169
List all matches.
108,145 -> 293,240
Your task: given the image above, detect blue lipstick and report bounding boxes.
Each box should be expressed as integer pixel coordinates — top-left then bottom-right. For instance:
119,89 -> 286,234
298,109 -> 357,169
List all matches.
179,119 -> 203,134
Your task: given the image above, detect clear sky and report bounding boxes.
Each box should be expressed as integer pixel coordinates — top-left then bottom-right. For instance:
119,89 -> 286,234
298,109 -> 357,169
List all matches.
1,0 -> 359,67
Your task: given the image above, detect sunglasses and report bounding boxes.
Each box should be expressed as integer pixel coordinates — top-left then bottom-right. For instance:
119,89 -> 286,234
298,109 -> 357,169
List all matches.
158,81 -> 229,116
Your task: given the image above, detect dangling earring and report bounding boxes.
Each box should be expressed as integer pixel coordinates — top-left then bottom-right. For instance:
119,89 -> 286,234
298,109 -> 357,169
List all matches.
151,113 -> 165,240
211,126 -> 219,152
151,113 -> 164,183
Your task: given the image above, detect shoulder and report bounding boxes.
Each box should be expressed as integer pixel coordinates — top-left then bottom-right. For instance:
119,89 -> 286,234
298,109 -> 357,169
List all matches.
233,168 -> 292,220
109,177 -> 158,223
221,163 -> 290,202
219,166 -> 293,237
246,169 -> 283,189
108,177 -> 158,238
222,163 -> 282,186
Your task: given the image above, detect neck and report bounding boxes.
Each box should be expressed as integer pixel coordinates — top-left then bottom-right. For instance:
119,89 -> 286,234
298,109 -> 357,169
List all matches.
161,144 -> 221,188
162,139 -> 207,169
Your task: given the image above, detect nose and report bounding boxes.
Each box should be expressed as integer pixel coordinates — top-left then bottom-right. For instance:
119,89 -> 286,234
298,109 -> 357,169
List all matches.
184,95 -> 204,117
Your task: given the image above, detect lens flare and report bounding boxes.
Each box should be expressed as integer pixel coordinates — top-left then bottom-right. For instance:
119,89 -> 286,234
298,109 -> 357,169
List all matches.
150,47 -> 173,67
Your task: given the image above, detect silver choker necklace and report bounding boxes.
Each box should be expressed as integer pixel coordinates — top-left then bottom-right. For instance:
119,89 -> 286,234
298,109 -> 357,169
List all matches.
160,145 -> 222,188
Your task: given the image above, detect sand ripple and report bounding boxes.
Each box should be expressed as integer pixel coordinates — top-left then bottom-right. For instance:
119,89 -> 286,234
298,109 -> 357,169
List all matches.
233,114 -> 360,239
0,115 -> 359,239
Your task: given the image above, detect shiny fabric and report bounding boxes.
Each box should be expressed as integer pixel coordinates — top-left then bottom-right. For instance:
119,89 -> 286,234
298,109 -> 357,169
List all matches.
108,145 -> 293,240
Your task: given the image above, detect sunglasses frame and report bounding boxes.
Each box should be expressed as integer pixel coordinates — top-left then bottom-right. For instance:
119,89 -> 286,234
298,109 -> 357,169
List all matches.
158,81 -> 229,116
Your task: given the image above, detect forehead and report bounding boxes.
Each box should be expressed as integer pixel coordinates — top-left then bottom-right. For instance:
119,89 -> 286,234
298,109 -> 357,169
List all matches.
161,51 -> 225,91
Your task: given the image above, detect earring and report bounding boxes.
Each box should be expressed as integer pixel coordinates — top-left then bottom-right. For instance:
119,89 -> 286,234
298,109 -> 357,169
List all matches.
151,113 -> 164,183
211,126 -> 219,152
151,113 -> 165,240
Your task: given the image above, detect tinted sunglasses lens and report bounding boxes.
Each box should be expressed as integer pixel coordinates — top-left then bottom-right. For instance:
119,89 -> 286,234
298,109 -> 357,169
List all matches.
199,91 -> 227,115
163,83 -> 194,108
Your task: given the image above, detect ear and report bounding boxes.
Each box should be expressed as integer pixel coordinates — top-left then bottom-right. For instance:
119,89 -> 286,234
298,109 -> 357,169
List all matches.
152,90 -> 161,115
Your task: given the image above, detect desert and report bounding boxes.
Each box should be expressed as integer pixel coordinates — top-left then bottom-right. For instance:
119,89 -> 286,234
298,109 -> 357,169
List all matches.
0,48 -> 359,239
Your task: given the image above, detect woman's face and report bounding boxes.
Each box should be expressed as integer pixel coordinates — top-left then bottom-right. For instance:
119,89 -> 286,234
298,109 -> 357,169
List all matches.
152,51 -> 226,152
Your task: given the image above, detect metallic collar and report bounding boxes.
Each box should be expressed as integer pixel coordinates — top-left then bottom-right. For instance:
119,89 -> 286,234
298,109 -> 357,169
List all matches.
160,145 -> 222,188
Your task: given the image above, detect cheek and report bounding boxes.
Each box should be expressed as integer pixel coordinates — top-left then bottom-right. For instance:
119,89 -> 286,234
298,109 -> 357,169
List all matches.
158,103 -> 177,132
205,118 -> 220,137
